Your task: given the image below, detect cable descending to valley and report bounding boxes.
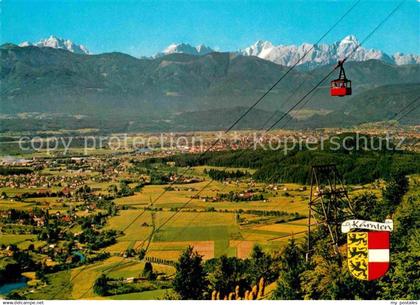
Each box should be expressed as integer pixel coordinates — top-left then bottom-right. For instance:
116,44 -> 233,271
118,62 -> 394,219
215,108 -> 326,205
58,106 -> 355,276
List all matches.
63,0 -> 410,298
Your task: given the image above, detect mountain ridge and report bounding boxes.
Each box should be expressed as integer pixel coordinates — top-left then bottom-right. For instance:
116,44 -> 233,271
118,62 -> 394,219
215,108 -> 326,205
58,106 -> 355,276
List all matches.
17,35 -> 420,69
2,44 -> 419,125
156,35 -> 420,68
19,35 -> 90,55
156,43 -> 214,57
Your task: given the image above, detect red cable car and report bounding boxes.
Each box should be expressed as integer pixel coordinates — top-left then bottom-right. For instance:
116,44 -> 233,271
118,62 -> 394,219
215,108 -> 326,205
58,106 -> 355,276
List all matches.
330,60 -> 352,97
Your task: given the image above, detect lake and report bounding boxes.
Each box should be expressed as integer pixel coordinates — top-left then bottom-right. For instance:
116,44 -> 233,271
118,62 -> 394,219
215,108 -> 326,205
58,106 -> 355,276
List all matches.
0,277 -> 28,296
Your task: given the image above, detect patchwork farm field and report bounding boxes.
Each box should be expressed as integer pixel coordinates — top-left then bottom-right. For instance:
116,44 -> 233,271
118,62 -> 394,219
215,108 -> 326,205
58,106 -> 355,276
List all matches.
0,157 -> 395,300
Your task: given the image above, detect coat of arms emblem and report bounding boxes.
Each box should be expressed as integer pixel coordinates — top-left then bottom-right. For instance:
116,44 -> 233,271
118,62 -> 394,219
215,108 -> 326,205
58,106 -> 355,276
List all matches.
341,219 -> 393,280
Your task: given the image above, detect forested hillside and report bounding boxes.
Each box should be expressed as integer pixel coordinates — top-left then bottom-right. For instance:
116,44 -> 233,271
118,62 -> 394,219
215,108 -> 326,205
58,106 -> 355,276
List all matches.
141,134 -> 420,184
1,44 -> 419,131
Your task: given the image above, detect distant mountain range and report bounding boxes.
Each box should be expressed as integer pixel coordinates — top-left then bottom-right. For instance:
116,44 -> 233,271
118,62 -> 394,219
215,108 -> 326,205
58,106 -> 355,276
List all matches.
19,35 -> 90,55
1,42 -> 419,132
156,43 -> 214,57
160,35 -> 420,68
238,35 -> 420,68
17,35 -> 420,69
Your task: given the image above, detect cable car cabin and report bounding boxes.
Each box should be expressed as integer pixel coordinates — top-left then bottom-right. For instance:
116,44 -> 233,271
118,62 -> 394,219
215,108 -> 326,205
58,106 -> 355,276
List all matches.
330,60 -> 352,97
330,79 -> 351,97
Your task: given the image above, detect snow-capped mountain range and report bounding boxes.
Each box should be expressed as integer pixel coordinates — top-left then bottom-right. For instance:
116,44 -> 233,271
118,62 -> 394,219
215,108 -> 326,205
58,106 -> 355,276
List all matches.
156,43 -> 214,57
162,35 -> 420,67
18,35 -> 419,67
19,35 -> 90,55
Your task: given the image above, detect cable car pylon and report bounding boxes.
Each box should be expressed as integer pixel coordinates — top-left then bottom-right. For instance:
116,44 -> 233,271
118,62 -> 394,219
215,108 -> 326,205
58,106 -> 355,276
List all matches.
306,164 -> 354,261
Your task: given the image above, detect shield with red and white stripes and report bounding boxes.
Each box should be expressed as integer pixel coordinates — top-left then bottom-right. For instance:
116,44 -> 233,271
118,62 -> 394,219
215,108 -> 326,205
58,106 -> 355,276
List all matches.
343,219 -> 393,281
366,231 -> 390,280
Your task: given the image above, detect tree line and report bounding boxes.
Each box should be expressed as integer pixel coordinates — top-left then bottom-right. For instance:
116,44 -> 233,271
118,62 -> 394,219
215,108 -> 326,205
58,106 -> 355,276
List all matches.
169,169 -> 419,300
204,168 -> 249,181
140,134 -> 419,185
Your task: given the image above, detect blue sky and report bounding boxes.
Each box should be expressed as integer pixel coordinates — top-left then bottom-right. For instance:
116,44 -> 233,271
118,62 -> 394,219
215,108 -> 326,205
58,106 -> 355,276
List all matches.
2,0 -> 419,56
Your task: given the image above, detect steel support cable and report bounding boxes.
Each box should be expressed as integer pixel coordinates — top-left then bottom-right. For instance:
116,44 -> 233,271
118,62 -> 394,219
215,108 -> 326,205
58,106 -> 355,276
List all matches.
137,0 -> 406,255
73,5 -> 366,286
267,0 -> 406,131
90,0 -> 364,238
106,0 -> 363,252
393,97 -> 420,122
71,1 -> 413,297
134,0 -> 408,261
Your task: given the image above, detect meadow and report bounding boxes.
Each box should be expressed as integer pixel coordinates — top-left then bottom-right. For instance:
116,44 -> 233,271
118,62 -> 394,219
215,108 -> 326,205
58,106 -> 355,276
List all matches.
0,161 -> 390,300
